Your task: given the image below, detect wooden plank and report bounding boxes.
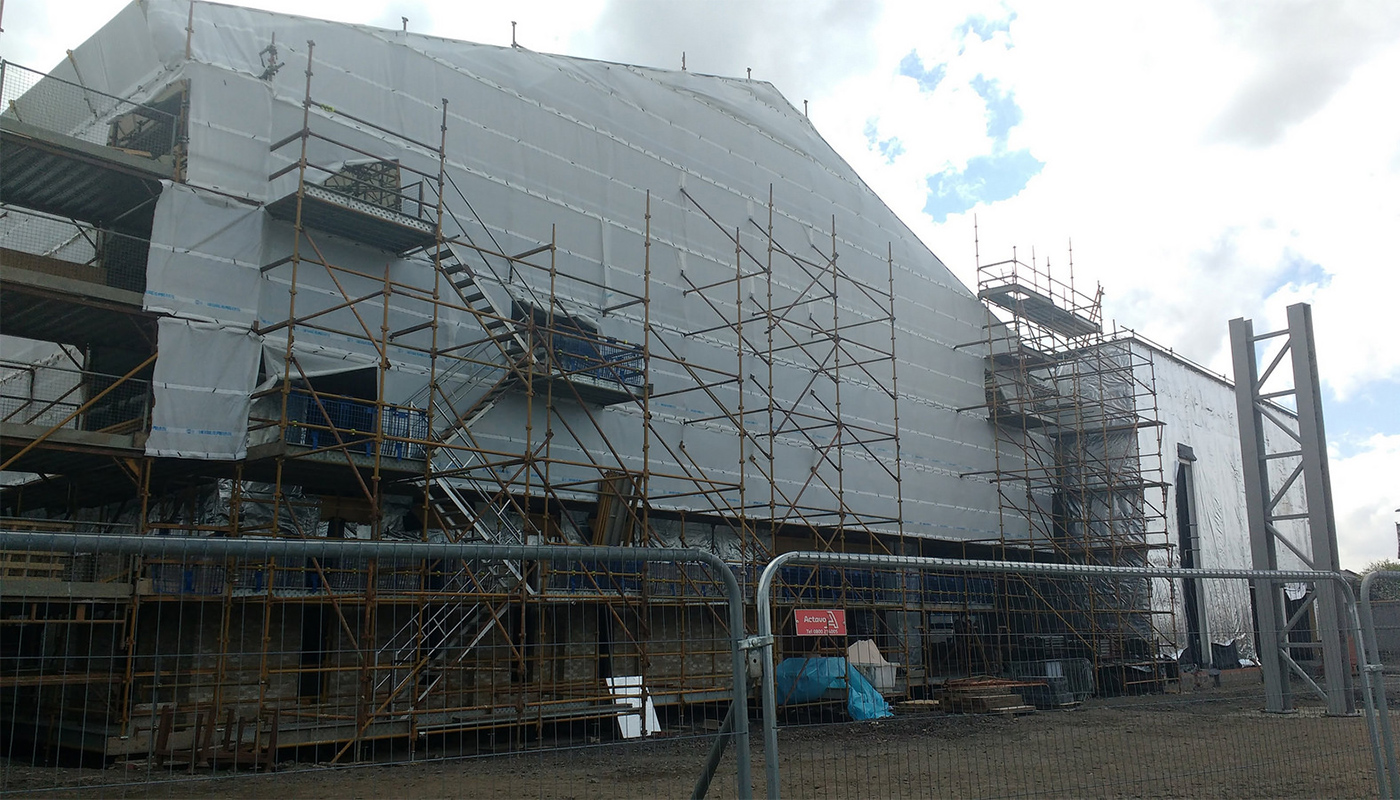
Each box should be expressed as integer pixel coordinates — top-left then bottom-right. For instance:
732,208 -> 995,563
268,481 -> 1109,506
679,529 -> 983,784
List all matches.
0,577 -> 134,599
0,246 -> 108,286
940,694 -> 1035,715
0,519 -> 75,532
893,699 -> 941,715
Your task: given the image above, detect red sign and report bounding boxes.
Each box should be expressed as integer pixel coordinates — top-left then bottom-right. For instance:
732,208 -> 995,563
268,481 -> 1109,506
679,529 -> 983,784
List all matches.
795,609 -> 847,636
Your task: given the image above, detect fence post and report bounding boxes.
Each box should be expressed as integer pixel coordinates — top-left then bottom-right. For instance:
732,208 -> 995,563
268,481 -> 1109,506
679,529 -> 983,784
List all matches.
1361,571 -> 1400,798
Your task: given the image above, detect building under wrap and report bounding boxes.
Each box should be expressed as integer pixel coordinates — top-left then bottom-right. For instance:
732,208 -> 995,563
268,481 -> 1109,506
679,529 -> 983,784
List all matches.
0,0 -> 1306,760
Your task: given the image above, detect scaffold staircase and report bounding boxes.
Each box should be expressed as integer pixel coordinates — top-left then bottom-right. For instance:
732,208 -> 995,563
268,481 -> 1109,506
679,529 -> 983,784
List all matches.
373,203 -> 650,714
372,240 -> 543,706
372,488 -> 528,706
371,454 -> 535,704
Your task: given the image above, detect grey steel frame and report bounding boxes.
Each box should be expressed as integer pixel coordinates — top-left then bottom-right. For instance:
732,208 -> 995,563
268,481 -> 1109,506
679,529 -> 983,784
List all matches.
754,551 -> 1386,800
1231,303 -> 1353,714
0,531 -> 753,800
1359,571 -> 1400,798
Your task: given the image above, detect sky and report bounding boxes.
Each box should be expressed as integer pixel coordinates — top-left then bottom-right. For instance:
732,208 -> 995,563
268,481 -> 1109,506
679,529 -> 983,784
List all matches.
3,0 -> 1398,569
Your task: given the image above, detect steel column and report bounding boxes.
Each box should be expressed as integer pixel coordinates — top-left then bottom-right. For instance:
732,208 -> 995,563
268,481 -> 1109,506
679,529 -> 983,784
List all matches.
1287,303 -> 1353,713
1230,303 -> 1353,715
1229,315 -> 1291,711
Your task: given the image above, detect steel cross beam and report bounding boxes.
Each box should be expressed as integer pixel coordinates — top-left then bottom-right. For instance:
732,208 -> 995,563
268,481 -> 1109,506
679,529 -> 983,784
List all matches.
1229,303 -> 1353,715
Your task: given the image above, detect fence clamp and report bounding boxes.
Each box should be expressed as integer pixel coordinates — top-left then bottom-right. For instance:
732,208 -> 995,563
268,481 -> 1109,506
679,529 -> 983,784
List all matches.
739,634 -> 772,650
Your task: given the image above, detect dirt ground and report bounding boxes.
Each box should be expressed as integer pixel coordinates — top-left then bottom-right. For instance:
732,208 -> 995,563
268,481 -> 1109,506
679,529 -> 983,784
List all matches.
1,685 -> 1384,799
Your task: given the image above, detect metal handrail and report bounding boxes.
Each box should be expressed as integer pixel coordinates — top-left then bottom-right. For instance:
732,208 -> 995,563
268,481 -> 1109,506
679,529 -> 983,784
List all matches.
1,59 -> 179,159
0,353 -> 156,471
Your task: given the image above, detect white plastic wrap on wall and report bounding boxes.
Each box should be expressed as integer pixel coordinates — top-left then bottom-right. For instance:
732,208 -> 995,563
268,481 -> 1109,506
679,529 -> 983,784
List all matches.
146,318 -> 261,459
73,0 -> 1006,536
145,182 -> 264,327
1145,344 -> 1313,660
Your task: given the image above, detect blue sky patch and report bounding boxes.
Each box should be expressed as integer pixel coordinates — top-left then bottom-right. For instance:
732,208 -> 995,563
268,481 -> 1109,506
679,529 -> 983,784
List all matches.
957,12 -> 1016,42
1325,380 -> 1400,457
898,51 -> 947,93
923,149 -> 1045,222
971,75 -> 1023,144
1266,251 -> 1331,296
864,118 -> 906,164
918,68 -> 1040,222
878,137 -> 906,163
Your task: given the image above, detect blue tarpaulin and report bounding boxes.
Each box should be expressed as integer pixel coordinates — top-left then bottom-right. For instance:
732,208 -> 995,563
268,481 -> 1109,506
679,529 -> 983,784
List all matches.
773,657 -> 893,720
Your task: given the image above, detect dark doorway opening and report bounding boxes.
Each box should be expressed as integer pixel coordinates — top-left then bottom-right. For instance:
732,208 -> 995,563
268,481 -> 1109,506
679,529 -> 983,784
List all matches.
1176,445 -> 1207,667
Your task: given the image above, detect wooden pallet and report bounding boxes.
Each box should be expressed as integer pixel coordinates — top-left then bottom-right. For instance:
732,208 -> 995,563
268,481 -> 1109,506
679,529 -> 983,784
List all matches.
0,551 -> 68,579
153,706 -> 280,772
940,693 -> 1035,715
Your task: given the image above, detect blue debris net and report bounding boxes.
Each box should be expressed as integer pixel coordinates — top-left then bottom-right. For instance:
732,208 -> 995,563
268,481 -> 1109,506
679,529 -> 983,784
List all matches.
773,656 -> 893,720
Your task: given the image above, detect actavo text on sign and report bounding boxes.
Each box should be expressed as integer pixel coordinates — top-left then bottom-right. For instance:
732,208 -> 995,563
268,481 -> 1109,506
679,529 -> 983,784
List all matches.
794,608 -> 847,636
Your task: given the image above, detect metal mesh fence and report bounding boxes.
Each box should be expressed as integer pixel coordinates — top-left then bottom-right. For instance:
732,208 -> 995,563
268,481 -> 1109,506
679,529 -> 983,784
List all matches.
759,556 -> 1382,799
277,390 -> 429,462
0,358 -> 151,435
1362,571 -> 1400,798
0,60 -> 179,160
0,535 -> 753,798
0,206 -> 152,293
5,530 -> 1389,798
764,675 -> 1373,798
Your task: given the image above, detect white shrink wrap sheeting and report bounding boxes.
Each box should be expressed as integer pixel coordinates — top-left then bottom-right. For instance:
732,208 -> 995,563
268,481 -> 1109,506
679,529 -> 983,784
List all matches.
67,0 -> 1007,535
1144,344 -> 1312,660
145,182 -> 264,327
146,318 -> 261,459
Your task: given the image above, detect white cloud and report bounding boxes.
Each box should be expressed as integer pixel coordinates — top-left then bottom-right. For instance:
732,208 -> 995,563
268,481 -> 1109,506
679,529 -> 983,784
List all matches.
805,0 -> 1400,570
0,0 -> 130,70
1331,433 -> 1400,569
1205,0 -> 1400,146
802,2 -> 1400,403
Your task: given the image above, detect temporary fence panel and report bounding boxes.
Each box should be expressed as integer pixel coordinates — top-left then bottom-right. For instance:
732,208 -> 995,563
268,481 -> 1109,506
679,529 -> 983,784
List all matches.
756,552 -> 1385,800
1360,570 -> 1400,799
0,533 -> 753,799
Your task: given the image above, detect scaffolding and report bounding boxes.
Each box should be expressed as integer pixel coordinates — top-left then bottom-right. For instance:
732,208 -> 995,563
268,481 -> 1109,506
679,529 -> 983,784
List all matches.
970,249 -> 1175,693
1,45 -> 918,760
0,26 -> 1199,762
0,2 -> 1226,760
673,183 -> 918,681
188,45 -> 749,755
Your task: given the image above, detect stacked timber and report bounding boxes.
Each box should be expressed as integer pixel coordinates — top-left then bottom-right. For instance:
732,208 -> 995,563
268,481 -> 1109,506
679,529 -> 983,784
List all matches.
893,698 -> 941,715
938,677 -> 1037,716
